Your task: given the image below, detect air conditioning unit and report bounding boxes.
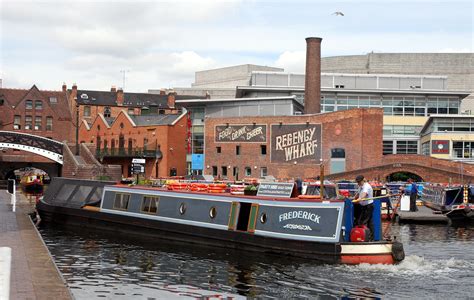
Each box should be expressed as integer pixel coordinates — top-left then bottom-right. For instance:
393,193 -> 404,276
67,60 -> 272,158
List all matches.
25,125 -> 31,130
80,93 -> 88,99
13,124 -> 20,130
34,125 -> 39,130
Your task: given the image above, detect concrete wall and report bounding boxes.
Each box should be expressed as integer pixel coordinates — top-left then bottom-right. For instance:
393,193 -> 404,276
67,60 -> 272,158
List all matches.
321,53 -> 474,111
193,64 -> 284,88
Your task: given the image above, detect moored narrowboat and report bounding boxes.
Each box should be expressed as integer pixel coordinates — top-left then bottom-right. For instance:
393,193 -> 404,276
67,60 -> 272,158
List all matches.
37,178 -> 405,265
20,173 -> 44,192
422,184 -> 474,222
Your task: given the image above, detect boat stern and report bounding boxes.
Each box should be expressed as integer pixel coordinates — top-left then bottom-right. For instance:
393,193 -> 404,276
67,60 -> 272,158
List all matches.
339,241 -> 405,265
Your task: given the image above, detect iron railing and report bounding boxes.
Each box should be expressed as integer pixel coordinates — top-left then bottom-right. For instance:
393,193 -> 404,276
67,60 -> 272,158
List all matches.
97,147 -> 158,158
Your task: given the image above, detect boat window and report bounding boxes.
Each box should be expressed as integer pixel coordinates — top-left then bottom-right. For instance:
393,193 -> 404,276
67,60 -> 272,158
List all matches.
209,206 -> 217,219
56,184 -> 77,202
260,213 -> 267,224
179,203 -> 186,215
113,193 -> 130,210
89,188 -> 103,203
70,186 -> 93,205
141,196 -> 159,214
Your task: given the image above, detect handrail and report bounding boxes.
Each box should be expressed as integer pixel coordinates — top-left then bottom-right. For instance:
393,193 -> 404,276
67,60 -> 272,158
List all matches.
351,193 -> 400,203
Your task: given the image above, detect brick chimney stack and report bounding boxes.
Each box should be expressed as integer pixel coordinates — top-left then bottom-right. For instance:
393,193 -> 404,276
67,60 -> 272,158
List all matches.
304,37 -> 323,114
111,85 -> 117,92
116,88 -> 124,106
159,89 -> 166,96
167,90 -> 176,108
62,82 -> 67,92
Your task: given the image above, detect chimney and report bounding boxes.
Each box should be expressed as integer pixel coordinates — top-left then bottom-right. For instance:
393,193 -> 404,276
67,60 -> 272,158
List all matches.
116,88 -> 124,106
62,82 -> 67,92
167,91 -> 176,108
159,88 -> 166,96
111,85 -> 117,92
71,83 -> 78,102
304,37 -> 323,114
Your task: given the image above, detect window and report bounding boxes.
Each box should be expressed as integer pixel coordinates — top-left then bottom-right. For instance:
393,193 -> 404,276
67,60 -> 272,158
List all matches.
128,108 -> 134,115
331,148 -> 345,158
221,166 -> 228,177
383,140 -> 394,155
84,106 -> 91,117
46,117 -> 53,131
216,146 -> 221,153
143,138 -> 148,150
421,142 -> 430,156
396,140 -> 418,154
260,145 -> 267,155
14,115 -> 21,129
113,193 -> 130,210
212,166 -> 218,176
209,207 -> 217,219
159,109 -> 165,115
104,106 -> 111,118
0,99 -> 4,106
236,145 -> 241,155
35,100 -> 43,110
120,122 -> 124,129
141,196 -> 159,214
34,116 -> 42,130
25,100 -> 33,109
453,141 -> 474,158
49,97 -> 57,103
25,116 -> 32,130
245,167 -> 251,176
233,167 -> 239,177
261,167 -> 268,177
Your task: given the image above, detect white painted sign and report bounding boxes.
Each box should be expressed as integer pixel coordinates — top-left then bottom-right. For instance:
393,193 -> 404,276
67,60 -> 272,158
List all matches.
132,158 -> 146,164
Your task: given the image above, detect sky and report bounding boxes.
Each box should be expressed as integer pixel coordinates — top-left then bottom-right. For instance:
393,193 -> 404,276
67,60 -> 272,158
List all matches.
0,0 -> 472,92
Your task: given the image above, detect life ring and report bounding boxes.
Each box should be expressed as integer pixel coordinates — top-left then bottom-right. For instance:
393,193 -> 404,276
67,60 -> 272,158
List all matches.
297,195 -> 321,200
190,183 -> 208,192
169,182 -> 189,190
208,189 -> 226,193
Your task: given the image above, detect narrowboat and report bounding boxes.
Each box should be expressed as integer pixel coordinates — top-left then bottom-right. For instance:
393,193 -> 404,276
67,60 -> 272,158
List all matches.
20,173 -> 44,192
36,178 -> 405,265
421,184 -> 474,222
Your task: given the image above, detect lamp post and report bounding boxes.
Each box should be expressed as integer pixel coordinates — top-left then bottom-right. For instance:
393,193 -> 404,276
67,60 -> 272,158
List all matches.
75,97 -> 79,156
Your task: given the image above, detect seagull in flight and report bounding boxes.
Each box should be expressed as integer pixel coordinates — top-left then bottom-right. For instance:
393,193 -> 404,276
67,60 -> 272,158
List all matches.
332,11 -> 344,16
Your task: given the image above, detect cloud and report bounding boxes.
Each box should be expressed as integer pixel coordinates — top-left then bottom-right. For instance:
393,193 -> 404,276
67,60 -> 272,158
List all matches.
275,51 -> 305,73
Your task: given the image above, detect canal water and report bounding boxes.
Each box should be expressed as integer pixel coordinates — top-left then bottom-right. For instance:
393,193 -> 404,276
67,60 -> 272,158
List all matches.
36,217 -> 474,299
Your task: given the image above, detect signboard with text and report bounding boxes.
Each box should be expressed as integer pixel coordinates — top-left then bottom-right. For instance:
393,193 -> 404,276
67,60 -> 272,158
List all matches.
271,124 -> 322,163
215,124 -> 267,143
431,140 -> 449,154
257,182 -> 295,198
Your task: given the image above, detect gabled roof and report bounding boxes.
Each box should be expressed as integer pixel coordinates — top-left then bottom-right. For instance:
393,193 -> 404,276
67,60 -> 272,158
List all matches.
0,85 -> 71,119
73,89 -> 203,107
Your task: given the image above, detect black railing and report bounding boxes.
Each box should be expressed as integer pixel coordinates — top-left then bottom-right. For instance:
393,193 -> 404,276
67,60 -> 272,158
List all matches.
0,130 -> 63,154
97,147 -> 158,158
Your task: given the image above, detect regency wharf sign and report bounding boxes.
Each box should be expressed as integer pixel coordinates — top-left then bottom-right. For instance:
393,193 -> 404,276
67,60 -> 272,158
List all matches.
215,124 -> 267,143
271,124 -> 322,163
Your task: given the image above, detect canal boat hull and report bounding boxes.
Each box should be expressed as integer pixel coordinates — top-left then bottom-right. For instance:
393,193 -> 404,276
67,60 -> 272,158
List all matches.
36,178 -> 404,265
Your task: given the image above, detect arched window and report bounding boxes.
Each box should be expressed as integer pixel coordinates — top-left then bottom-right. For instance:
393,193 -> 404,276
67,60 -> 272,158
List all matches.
104,107 -> 111,118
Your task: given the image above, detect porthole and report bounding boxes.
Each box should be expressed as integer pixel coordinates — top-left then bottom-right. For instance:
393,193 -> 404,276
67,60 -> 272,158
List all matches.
179,203 -> 186,215
260,213 -> 267,224
209,206 -> 217,219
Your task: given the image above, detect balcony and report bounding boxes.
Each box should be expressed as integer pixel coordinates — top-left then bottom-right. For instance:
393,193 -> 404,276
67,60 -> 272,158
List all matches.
97,147 -> 159,158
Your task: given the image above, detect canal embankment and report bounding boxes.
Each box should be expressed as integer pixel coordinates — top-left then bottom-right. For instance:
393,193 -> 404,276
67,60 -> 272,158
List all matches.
0,190 -> 72,300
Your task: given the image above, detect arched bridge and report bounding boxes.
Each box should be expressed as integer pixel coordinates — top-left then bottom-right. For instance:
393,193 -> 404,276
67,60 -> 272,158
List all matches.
326,154 -> 474,184
0,131 -> 63,164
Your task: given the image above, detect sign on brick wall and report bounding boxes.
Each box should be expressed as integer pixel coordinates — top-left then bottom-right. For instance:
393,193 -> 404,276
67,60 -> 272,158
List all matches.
271,124 -> 322,163
215,124 -> 266,142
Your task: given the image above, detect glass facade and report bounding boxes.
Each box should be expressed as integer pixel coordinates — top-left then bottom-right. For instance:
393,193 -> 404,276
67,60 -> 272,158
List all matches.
321,94 -> 460,116
453,141 -> 474,159
383,125 -> 423,136
383,140 -> 418,155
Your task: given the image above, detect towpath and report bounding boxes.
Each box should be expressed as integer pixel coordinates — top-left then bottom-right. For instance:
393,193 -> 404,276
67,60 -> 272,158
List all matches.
0,190 -> 72,300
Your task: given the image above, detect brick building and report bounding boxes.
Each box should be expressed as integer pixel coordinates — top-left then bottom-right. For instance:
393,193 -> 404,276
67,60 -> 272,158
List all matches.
205,108 -> 383,180
0,85 -> 74,175
79,109 -> 188,179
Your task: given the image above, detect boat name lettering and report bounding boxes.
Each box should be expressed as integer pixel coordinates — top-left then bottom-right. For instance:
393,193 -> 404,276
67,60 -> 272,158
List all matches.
279,211 -> 320,223
283,224 -> 312,231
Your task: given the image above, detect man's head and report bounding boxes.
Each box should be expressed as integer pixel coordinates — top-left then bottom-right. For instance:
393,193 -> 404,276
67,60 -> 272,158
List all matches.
407,178 -> 413,183
355,175 -> 365,186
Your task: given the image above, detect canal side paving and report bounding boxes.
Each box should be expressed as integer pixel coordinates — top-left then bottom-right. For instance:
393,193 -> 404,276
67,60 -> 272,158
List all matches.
0,190 -> 72,300
396,205 -> 449,223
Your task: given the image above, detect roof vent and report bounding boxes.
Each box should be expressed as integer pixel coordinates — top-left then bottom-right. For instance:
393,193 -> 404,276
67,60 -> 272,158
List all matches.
80,93 -> 89,99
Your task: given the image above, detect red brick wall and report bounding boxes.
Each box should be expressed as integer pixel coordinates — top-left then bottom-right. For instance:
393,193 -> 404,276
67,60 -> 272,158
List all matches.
204,108 -> 383,181
79,111 -> 188,179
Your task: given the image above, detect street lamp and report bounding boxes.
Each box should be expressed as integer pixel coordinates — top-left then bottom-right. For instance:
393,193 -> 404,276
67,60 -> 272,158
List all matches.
319,158 -> 325,199
75,97 -> 79,156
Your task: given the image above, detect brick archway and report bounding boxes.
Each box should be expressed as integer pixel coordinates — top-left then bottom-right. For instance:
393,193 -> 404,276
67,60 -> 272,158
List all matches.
326,154 -> 474,184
